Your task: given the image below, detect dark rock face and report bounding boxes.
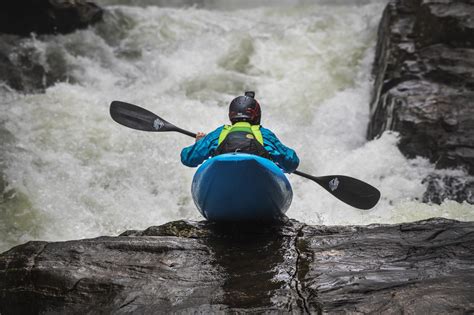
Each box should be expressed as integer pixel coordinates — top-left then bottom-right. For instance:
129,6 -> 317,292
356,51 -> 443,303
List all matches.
422,173 -> 474,204
1,218 -> 473,314
0,35 -> 72,92
0,0 -> 103,37
301,218 -> 474,313
367,0 -> 474,202
0,0 -> 103,92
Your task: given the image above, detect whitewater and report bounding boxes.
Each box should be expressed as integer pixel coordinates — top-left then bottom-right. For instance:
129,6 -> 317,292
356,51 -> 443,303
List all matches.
1,0 -> 472,252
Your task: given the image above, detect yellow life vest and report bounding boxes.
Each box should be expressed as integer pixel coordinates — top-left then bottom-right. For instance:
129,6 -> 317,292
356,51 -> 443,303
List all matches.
217,122 -> 264,145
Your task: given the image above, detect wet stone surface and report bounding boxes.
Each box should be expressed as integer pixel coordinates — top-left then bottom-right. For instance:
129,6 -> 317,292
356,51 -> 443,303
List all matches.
367,0 -> 474,203
1,218 -> 473,314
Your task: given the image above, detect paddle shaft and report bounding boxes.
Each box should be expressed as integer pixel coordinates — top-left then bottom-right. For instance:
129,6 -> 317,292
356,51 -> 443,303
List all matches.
110,100 -> 381,209
174,128 -> 196,138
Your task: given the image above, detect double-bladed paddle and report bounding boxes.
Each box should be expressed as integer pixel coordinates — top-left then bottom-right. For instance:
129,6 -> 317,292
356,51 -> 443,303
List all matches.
110,101 -> 196,137
110,100 -> 381,210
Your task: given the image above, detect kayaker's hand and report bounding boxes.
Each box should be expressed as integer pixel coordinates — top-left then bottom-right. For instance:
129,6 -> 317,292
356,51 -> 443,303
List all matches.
196,132 -> 206,142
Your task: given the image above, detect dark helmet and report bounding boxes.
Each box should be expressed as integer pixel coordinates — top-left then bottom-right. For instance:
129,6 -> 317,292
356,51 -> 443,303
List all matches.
228,91 -> 261,124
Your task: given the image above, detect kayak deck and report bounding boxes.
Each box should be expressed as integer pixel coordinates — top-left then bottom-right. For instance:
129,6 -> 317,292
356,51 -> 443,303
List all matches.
191,153 -> 292,221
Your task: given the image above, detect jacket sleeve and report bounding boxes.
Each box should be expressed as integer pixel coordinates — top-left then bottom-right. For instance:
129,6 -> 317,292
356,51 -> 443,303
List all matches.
180,126 -> 223,167
261,127 -> 299,173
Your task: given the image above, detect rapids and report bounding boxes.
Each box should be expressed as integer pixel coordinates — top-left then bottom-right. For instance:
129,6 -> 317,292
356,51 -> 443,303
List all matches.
1,0 -> 472,252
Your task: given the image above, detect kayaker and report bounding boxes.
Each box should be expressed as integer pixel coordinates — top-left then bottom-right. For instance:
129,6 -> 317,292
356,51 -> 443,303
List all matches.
181,91 -> 299,173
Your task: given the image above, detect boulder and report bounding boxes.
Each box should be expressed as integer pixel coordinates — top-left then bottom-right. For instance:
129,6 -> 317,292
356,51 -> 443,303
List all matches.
0,35 -> 72,92
1,218 -> 473,313
0,0 -> 103,36
0,0 -> 103,92
367,0 -> 474,202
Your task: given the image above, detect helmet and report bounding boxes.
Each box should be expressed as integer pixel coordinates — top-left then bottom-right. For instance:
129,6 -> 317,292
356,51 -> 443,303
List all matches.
228,91 -> 261,124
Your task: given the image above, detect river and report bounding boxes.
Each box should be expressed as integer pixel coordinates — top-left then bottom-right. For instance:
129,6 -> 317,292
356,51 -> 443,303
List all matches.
1,0 -> 472,252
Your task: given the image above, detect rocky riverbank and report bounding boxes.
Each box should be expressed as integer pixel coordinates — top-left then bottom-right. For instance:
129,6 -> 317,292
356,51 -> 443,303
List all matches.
1,218 -> 473,313
367,0 -> 474,203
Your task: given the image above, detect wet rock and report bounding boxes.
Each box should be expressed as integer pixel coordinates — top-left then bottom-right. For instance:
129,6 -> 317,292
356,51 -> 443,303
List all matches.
0,35 -> 72,92
368,1 -> 474,182
0,0 -> 103,37
1,218 -> 473,313
299,218 -> 474,313
422,174 -> 474,204
0,0 -> 102,92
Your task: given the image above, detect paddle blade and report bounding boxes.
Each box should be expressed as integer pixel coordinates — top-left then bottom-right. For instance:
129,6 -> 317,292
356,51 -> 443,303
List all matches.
110,101 -> 175,132
317,175 -> 380,209
294,171 -> 380,210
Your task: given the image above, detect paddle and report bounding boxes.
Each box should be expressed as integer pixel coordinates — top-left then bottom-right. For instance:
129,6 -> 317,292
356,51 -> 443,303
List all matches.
292,171 -> 380,210
110,100 -> 381,209
110,101 -> 196,137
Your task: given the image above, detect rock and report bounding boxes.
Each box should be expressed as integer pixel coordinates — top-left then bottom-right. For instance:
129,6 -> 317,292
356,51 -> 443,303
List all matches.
300,218 -> 474,313
0,0 -> 103,36
0,35 -> 72,92
0,0 -> 103,92
422,173 -> 474,204
367,0 -> 474,180
1,218 -> 473,313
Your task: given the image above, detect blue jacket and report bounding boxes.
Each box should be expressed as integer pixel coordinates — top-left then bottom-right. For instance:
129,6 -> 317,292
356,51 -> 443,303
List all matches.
181,125 -> 299,173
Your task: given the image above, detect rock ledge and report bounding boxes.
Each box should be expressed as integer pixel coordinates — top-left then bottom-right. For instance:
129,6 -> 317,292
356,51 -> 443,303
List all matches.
1,218 -> 473,314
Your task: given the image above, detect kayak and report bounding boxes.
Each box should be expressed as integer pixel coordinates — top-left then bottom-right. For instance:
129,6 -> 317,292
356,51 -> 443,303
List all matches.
191,153 -> 292,221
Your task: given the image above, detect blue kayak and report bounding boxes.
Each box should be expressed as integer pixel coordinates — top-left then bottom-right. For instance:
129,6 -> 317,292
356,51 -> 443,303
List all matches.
191,153 -> 292,221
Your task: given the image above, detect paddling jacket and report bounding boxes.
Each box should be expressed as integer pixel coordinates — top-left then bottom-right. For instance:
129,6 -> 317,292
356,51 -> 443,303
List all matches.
181,124 -> 299,173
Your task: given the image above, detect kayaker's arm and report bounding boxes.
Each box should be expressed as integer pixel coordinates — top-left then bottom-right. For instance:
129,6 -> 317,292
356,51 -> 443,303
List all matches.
261,127 -> 300,173
195,132 -> 206,142
180,126 -> 223,167
272,149 -> 300,173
